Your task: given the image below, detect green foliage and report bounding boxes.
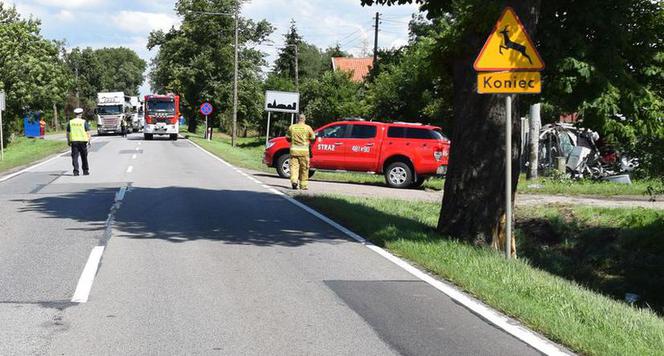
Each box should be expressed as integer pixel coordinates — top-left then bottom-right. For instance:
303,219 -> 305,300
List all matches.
300,70 -> 368,128
362,0 -> 664,177
94,47 -> 146,95
0,4 -> 72,141
364,21 -> 452,127
148,0 -> 273,133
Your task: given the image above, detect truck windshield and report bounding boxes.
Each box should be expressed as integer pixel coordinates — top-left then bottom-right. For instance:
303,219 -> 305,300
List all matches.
147,100 -> 175,114
97,105 -> 122,115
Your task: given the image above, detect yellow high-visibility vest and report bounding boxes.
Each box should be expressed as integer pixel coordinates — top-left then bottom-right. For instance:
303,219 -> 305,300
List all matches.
69,118 -> 89,142
287,123 -> 315,156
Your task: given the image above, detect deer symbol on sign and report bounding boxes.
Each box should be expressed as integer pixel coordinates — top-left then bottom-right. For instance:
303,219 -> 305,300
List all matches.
498,26 -> 533,64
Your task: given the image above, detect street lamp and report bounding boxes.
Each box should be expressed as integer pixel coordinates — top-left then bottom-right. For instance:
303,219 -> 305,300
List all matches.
187,3 -> 240,147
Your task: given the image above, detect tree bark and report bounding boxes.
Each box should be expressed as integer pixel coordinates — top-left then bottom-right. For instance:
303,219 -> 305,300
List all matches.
527,103 -> 541,179
52,103 -> 59,131
437,0 -> 540,254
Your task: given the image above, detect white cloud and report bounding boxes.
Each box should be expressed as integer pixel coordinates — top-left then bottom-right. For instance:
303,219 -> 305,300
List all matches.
54,9 -> 74,22
111,11 -> 179,34
33,0 -> 101,9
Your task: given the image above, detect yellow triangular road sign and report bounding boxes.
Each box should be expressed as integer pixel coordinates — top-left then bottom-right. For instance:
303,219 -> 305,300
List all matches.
474,7 -> 544,71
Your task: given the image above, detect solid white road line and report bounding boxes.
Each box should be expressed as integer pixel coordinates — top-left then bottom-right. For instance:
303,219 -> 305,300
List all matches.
0,151 -> 68,183
71,246 -> 105,303
126,166 -> 133,173
186,138 -> 571,356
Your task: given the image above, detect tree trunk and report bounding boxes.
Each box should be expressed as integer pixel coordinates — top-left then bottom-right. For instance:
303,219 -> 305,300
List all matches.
527,103 -> 541,179
52,103 -> 59,132
437,0 -> 540,254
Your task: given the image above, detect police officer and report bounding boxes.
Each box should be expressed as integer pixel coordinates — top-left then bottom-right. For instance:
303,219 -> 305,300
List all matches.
67,108 -> 91,176
286,114 -> 316,190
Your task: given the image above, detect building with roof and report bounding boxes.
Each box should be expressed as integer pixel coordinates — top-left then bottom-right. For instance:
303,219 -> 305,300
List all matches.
331,57 -> 374,82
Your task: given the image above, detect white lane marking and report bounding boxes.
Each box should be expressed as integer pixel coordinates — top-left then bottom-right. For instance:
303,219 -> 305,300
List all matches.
131,154 -> 137,159
187,138 -> 570,356
0,150 -> 68,183
71,246 -> 105,303
138,142 -> 142,145
135,147 -> 140,151
126,166 -> 133,173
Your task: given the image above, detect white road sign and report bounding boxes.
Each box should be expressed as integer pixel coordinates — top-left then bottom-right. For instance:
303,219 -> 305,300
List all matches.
265,90 -> 299,114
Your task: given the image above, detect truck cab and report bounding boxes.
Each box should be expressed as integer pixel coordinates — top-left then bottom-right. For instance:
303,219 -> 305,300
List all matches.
143,94 -> 180,140
96,92 -> 130,135
264,120 -> 450,188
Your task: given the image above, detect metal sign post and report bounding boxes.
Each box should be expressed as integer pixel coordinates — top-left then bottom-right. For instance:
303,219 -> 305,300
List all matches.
473,7 -> 544,259
265,112 -> 272,146
0,91 -> 5,161
199,102 -> 213,141
505,95 -> 512,258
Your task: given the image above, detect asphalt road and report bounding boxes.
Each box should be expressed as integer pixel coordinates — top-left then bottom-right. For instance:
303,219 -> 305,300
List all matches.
0,134 -> 550,355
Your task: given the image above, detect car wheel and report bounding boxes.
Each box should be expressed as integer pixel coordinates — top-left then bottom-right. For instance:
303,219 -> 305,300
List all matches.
385,162 -> 413,188
276,154 -> 291,178
308,170 -> 316,178
170,134 -> 178,141
144,133 -> 153,140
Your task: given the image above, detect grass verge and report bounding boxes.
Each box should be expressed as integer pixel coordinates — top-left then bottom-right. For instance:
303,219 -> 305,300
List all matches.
519,175 -> 662,197
296,194 -> 664,355
0,137 -> 67,175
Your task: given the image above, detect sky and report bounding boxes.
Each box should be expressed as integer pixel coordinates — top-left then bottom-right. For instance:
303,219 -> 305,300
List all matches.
5,0 -> 421,95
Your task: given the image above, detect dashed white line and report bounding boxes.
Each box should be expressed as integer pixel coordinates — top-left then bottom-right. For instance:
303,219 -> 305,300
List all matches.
126,166 -> 134,173
131,154 -> 137,159
71,246 -> 105,303
135,147 -> 140,151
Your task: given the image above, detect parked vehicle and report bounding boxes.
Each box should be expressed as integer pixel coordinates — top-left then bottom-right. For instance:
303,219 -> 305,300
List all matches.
143,94 -> 180,140
96,92 -> 130,135
264,120 -> 450,188
128,96 -> 143,132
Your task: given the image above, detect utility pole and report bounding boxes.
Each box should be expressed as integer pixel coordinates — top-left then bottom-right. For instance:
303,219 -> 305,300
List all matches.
373,12 -> 380,65
75,65 -> 80,107
232,0 -> 239,147
294,44 -> 299,92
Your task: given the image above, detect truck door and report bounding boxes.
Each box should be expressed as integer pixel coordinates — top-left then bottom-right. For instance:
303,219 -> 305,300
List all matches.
344,124 -> 381,171
311,123 -> 349,170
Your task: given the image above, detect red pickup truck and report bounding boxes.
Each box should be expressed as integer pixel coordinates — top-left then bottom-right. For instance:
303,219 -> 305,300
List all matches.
263,120 -> 450,188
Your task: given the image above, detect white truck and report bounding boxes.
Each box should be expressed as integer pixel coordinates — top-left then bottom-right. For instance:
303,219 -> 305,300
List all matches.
96,92 -> 129,135
128,96 -> 144,132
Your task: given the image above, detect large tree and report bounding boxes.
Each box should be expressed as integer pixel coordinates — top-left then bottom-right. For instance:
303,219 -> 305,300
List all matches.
362,0 -> 664,252
148,0 -> 273,133
0,4 -> 72,140
94,47 -> 146,95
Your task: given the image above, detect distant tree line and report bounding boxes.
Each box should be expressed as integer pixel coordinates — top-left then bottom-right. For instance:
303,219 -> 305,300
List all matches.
0,4 -> 145,143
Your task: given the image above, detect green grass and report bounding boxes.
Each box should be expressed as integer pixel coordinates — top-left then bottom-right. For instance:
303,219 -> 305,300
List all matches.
519,175 -> 662,197
296,194 -> 664,355
0,136 -> 68,174
517,205 -> 664,316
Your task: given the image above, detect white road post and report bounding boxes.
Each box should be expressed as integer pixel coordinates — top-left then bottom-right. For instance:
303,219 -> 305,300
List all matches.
290,113 -> 294,125
505,95 -> 512,259
265,112 -> 271,146
0,108 -> 4,161
0,91 -> 5,161
205,115 -> 209,140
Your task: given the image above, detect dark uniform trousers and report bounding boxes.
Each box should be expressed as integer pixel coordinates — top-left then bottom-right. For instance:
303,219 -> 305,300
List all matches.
71,142 -> 89,174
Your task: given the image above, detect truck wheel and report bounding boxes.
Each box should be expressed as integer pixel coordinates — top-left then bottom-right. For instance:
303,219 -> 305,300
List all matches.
276,154 -> 291,178
309,170 -> 316,179
170,134 -> 178,141
411,176 -> 427,188
144,133 -> 153,140
385,162 -> 413,188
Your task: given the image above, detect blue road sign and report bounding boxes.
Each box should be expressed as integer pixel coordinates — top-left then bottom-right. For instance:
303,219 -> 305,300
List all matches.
200,102 -> 213,116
